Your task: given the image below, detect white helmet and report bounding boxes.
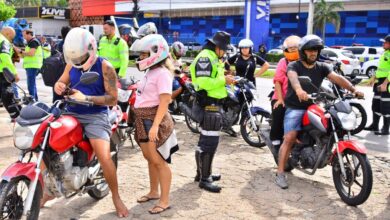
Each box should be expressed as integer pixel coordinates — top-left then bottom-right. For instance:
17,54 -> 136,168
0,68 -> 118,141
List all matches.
238,39 -> 254,49
63,27 -> 97,70
171,41 -> 186,57
137,22 -> 158,38
130,34 -> 169,71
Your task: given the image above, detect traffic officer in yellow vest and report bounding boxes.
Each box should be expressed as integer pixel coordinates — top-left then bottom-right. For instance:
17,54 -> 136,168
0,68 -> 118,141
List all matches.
367,34 -> 390,135
40,35 -> 51,59
0,27 -> 22,120
98,20 -> 129,78
18,29 -> 43,101
190,31 -> 235,193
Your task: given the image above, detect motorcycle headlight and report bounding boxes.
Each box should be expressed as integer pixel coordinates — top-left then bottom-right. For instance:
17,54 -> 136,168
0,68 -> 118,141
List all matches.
13,124 -> 40,150
337,111 -> 357,131
118,89 -> 132,103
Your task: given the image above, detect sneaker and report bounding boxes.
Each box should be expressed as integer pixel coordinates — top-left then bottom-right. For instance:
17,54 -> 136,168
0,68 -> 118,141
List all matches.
275,173 -> 288,189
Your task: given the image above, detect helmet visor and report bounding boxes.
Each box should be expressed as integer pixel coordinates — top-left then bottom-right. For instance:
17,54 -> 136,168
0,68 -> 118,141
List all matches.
71,53 -> 90,66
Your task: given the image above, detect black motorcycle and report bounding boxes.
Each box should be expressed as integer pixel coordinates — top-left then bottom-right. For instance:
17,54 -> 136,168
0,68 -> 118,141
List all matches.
181,76 -> 268,147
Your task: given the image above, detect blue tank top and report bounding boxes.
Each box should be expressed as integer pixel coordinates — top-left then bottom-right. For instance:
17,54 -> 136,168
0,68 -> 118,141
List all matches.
67,57 -> 108,114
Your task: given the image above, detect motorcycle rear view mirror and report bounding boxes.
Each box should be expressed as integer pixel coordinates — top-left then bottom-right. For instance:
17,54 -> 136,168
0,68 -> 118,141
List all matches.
80,71 -> 99,85
298,76 -> 319,93
2,68 -> 15,83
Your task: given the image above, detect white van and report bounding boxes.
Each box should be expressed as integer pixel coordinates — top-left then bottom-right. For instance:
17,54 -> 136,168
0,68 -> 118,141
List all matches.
80,24 -> 104,40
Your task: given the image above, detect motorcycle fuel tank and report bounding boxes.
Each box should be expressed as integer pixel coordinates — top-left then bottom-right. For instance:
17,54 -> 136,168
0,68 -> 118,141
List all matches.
49,115 -> 84,153
302,104 -> 328,133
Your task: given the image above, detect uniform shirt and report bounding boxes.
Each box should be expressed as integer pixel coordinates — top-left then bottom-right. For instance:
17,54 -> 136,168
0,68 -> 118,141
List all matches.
285,61 -> 332,109
135,66 -> 173,108
0,33 -> 17,75
27,38 -> 40,49
227,54 -> 265,84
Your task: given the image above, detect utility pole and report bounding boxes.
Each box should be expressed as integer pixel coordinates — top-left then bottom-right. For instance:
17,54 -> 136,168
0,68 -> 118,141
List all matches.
132,0 -> 139,19
307,0 -> 314,35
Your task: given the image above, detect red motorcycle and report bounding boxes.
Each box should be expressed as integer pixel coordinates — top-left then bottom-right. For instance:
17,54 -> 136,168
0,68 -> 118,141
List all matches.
0,70 -> 124,220
255,76 -> 373,206
116,77 -> 138,147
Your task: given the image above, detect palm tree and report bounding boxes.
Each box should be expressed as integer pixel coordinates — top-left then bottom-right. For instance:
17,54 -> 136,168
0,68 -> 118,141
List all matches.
314,0 -> 344,42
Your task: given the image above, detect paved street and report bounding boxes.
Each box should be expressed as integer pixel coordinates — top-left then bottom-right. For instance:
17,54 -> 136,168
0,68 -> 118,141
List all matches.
0,64 -> 389,219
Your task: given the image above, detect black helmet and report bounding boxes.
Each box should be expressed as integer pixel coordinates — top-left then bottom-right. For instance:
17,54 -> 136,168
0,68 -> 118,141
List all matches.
207,31 -> 231,51
299,34 -> 324,63
380,34 -> 390,43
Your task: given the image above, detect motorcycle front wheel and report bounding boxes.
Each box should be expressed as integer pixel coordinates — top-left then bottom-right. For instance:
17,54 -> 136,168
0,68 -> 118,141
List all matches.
0,177 -> 42,220
349,103 -> 367,135
240,111 -> 268,148
332,150 -> 373,206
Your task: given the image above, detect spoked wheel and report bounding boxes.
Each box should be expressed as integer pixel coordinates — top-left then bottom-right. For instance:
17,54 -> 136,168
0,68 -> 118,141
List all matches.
185,114 -> 200,134
88,134 -> 119,200
332,150 -> 373,206
0,178 -> 42,220
349,103 -> 367,135
240,112 -> 268,148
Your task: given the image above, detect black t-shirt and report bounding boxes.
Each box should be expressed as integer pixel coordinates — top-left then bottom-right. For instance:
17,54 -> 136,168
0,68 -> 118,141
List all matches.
285,61 -> 332,109
27,38 -> 40,49
227,54 -> 266,84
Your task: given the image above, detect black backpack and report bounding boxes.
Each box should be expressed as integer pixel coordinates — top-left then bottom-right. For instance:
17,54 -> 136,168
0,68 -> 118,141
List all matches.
41,51 -> 66,87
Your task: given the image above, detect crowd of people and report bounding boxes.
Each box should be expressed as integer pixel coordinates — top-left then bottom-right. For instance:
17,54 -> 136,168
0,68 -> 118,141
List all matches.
0,19 -> 389,217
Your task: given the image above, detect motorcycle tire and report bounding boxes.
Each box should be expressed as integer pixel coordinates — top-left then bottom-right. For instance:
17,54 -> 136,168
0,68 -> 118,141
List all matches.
0,177 -> 42,220
185,114 -> 200,134
349,103 -> 367,135
240,111 -> 267,148
88,133 -> 120,200
332,150 -> 373,206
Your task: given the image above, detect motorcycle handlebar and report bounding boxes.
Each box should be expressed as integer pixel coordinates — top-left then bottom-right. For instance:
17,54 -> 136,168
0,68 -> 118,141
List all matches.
65,98 -> 94,107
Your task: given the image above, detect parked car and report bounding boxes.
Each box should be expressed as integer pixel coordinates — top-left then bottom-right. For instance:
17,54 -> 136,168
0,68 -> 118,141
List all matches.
342,46 -> 383,66
268,48 -> 283,55
360,59 -> 379,77
184,42 -> 202,51
226,44 -> 237,58
320,48 -> 361,76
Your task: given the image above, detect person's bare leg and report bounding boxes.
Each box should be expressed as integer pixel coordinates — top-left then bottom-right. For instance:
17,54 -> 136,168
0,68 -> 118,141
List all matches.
37,155 -> 55,207
90,139 -> 129,218
142,142 -> 172,212
138,143 -> 160,201
277,131 -> 298,173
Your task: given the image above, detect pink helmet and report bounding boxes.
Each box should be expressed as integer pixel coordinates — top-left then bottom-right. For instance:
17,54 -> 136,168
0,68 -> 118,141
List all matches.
130,34 -> 169,71
63,27 -> 97,70
171,41 -> 185,57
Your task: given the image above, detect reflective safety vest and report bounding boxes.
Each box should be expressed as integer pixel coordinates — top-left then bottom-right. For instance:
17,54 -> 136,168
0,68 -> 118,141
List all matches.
0,33 -> 17,75
42,43 -> 51,59
23,38 -> 43,69
190,49 -> 227,99
377,50 -> 390,79
98,35 -> 129,78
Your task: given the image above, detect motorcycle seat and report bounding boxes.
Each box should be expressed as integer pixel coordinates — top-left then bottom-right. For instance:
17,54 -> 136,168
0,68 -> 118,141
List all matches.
108,110 -> 118,125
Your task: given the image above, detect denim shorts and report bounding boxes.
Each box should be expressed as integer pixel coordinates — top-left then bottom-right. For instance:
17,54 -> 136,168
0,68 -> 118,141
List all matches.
283,108 -> 306,134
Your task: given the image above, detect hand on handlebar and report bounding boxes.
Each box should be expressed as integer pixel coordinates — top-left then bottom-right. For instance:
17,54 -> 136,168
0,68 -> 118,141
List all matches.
55,81 -> 67,95
296,88 -> 309,102
225,75 -> 236,85
353,90 -> 364,99
67,89 -> 86,102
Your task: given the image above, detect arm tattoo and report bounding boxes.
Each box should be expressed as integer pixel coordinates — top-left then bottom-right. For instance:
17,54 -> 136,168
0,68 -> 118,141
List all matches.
287,70 -> 302,92
90,62 -> 118,106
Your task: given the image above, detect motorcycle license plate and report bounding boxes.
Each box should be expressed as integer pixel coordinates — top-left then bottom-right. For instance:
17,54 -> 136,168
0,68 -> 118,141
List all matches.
118,89 -> 132,102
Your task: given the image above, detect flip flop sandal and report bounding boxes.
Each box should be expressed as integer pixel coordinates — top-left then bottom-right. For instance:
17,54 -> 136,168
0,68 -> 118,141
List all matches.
148,205 -> 171,214
137,196 -> 160,203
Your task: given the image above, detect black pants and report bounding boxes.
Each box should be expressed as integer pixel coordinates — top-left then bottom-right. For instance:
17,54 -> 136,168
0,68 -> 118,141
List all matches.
270,99 -> 286,145
0,74 -> 21,119
197,106 -> 223,153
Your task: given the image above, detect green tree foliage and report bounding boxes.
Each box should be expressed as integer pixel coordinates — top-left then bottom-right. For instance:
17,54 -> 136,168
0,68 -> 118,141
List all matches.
314,0 -> 344,41
0,2 -> 16,21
